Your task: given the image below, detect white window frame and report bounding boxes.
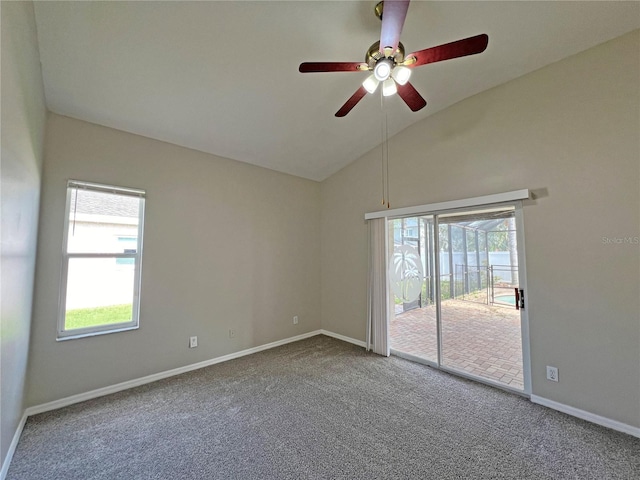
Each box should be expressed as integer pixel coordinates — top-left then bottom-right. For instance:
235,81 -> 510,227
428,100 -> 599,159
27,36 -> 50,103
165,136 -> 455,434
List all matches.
57,180 -> 146,340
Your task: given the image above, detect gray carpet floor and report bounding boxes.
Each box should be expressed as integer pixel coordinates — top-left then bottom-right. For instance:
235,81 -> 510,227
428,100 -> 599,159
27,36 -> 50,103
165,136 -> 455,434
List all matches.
8,335 -> 640,479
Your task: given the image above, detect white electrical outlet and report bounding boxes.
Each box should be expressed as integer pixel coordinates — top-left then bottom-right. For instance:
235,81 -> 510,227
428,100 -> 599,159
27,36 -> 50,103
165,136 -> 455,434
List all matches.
293,315 -> 299,325
546,365 -> 559,382
228,328 -> 236,338
189,336 -> 198,348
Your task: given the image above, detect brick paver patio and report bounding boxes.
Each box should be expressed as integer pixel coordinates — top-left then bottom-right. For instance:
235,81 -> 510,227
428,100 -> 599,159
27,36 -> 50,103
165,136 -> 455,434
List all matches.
390,298 -> 524,390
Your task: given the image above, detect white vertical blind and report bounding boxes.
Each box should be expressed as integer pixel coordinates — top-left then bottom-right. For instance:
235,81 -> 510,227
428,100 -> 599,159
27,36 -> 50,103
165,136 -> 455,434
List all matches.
367,218 -> 390,356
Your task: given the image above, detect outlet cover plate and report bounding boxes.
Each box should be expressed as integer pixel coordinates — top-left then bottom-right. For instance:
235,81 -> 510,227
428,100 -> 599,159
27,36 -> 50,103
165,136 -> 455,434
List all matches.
546,366 -> 559,382
189,336 -> 198,348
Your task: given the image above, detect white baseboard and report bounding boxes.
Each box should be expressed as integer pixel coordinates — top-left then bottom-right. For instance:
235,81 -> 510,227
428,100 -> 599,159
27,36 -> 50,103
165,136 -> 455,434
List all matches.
320,329 -> 366,348
25,329 -> 362,417
5,330 -> 326,477
0,412 -> 28,480
530,394 -> 640,438
26,330 -> 323,417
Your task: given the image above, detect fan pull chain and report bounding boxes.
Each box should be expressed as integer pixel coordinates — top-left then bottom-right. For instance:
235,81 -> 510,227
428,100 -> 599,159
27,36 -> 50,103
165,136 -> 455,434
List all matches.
381,147 -> 385,207
385,108 -> 390,209
380,95 -> 386,206
380,91 -> 390,208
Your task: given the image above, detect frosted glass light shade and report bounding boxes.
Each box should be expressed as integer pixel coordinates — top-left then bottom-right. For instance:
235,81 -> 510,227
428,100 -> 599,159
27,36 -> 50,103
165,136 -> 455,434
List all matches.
382,78 -> 397,97
391,66 -> 411,86
374,59 -> 393,81
362,74 -> 379,94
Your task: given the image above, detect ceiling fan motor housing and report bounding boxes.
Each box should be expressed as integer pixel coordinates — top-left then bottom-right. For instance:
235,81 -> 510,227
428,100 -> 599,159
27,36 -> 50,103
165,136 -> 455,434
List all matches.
366,40 -> 405,71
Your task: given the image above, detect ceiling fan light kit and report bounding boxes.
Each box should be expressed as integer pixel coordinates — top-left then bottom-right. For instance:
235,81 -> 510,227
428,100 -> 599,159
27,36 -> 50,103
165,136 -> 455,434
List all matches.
298,0 -> 489,117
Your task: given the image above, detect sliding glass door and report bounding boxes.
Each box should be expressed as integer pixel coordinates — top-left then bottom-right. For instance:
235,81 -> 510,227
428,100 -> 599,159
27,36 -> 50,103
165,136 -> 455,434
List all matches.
388,216 -> 437,363
438,208 -> 524,390
389,205 -> 529,393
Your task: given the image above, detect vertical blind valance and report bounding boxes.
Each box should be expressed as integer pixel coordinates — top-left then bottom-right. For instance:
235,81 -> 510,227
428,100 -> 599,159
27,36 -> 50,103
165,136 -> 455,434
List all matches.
364,189 -> 529,220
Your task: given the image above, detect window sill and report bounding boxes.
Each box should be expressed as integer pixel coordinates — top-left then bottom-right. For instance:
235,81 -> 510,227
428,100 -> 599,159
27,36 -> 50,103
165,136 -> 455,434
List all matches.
56,324 -> 139,341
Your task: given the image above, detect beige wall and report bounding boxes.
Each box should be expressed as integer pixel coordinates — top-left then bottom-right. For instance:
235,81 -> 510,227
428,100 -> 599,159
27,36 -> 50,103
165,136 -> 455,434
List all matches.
27,114 -> 321,405
0,0 -> 47,467
321,31 -> 640,427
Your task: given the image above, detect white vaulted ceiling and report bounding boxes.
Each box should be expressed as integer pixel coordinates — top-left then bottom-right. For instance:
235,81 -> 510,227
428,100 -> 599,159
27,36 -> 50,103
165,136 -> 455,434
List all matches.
33,1 -> 640,181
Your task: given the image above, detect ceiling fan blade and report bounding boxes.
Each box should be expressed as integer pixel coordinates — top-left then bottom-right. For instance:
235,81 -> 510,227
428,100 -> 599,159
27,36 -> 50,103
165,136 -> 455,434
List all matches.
396,81 -> 427,112
379,0 -> 410,55
335,86 -> 368,117
405,34 -> 489,68
299,62 -> 368,73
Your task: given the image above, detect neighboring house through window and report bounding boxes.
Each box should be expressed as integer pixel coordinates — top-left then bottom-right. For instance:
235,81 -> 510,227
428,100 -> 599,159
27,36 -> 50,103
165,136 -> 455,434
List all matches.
58,180 -> 145,339
116,237 -> 137,265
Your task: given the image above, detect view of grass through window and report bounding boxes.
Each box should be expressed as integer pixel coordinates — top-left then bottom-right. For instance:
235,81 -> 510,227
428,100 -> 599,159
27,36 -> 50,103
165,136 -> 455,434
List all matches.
65,304 -> 133,330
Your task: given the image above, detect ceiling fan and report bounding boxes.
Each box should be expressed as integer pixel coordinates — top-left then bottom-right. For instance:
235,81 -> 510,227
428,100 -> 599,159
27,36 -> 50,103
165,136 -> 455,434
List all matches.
298,0 -> 488,117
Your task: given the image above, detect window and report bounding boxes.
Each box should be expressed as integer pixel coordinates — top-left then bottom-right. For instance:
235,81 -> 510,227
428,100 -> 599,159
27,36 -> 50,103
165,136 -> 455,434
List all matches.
58,180 -> 145,339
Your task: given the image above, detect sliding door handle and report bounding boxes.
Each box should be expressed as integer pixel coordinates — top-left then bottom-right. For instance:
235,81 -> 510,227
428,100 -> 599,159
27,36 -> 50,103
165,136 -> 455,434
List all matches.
514,288 -> 525,310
